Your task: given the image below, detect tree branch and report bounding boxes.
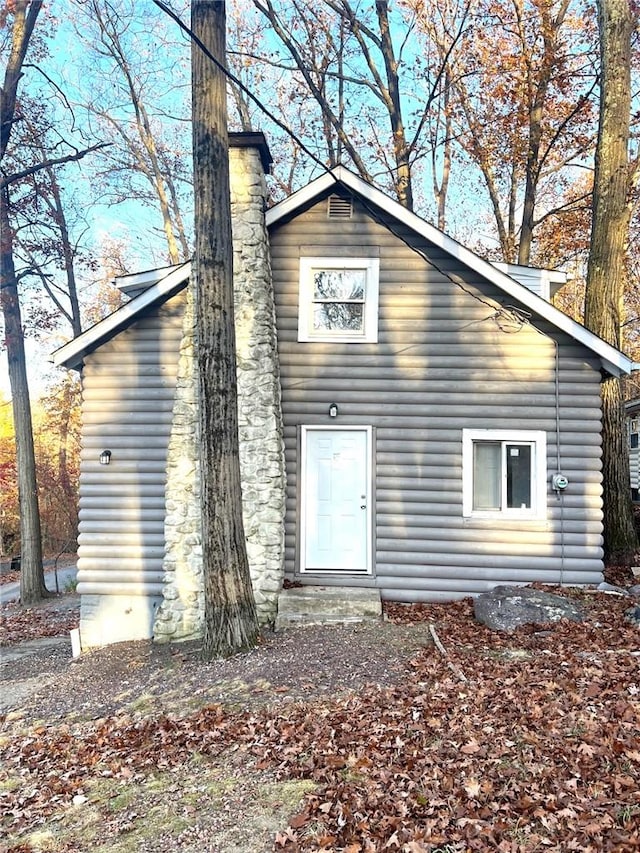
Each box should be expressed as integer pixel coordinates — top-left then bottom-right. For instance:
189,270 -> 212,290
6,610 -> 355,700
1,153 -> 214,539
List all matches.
0,142 -> 111,190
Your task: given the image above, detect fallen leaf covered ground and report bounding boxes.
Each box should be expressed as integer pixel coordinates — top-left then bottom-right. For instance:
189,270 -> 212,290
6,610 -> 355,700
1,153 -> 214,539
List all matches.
1,583 -> 639,852
0,600 -> 79,646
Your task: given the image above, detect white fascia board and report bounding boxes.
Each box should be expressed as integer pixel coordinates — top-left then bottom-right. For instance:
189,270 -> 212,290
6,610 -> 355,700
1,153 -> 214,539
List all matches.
268,166 -> 632,377
52,261 -> 191,369
492,262 -> 568,287
265,170 -> 339,228
115,263 -> 186,294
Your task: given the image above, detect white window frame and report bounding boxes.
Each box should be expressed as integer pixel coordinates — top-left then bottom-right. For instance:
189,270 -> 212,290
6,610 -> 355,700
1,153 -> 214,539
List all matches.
462,429 -> 547,520
298,257 -> 380,342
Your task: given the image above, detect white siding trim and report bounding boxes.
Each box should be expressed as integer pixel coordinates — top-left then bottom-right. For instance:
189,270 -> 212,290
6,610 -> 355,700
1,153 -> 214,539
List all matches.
462,428 -> 547,520
115,264 -> 185,296
52,262 -> 191,369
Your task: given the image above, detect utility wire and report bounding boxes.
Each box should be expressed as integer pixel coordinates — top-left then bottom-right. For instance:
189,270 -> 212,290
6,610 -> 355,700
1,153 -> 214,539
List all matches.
153,0 -> 546,339
151,0 -> 334,181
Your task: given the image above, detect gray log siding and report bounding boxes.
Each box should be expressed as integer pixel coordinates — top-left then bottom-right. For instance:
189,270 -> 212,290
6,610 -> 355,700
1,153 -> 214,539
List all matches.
270,195 -> 605,599
631,447 -> 639,492
76,294 -> 185,639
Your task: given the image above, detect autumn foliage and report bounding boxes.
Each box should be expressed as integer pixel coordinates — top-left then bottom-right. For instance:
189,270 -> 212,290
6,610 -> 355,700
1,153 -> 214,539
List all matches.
0,377 -> 79,560
1,591 -> 639,851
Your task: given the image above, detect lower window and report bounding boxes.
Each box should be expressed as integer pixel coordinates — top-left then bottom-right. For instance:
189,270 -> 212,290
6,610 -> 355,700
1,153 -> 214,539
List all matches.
462,429 -> 547,519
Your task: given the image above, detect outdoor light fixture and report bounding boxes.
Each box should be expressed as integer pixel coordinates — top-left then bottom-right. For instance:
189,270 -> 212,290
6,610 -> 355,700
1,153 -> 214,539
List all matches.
328,403 -> 338,418
99,449 -> 112,466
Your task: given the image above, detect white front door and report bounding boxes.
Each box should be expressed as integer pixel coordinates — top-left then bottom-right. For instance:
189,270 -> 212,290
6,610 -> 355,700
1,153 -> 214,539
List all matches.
301,427 -> 371,573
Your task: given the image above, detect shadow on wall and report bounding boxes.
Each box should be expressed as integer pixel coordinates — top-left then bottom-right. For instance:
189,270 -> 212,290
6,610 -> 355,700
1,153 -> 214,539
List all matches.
76,293 -> 186,648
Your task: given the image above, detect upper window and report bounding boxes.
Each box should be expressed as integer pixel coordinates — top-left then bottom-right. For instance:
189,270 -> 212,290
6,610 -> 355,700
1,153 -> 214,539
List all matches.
462,429 -> 547,519
298,257 -> 379,342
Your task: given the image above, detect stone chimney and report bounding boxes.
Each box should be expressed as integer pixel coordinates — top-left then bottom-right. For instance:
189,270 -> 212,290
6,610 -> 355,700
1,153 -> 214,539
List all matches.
229,134 -> 286,625
154,133 -> 286,642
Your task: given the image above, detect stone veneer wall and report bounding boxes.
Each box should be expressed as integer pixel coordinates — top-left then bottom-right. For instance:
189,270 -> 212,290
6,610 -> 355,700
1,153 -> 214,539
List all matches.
153,286 -> 202,641
154,143 -> 286,641
231,145 -> 287,621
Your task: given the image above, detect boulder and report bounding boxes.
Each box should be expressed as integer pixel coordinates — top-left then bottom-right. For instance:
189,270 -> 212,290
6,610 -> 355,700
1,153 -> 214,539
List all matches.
624,606 -> 640,627
474,585 -> 586,633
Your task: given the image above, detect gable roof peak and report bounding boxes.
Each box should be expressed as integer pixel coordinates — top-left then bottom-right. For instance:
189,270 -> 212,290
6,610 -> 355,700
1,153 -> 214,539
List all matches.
267,167 -> 632,378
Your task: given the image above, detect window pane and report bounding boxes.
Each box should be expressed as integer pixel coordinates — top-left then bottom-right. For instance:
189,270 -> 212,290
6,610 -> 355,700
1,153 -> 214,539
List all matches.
313,269 -> 366,300
473,442 -> 500,510
506,444 -> 531,508
313,302 -> 364,331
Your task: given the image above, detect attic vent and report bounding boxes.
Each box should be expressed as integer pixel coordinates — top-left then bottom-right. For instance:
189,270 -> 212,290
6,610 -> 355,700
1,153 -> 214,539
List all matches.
327,195 -> 353,219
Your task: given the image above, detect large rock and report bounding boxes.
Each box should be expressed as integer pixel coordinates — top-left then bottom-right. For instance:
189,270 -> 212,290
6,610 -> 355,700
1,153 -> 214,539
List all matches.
624,606 -> 640,627
474,585 -> 586,632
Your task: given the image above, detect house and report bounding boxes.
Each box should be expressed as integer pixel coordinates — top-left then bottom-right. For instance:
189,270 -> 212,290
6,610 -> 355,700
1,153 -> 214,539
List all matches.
626,399 -> 640,501
53,132 -> 636,648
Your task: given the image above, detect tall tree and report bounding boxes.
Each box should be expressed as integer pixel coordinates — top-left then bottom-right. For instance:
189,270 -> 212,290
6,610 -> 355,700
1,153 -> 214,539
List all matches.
1,1 -> 105,603
8,106 -> 87,337
1,0 -> 47,603
416,0 -> 596,262
250,0 -> 466,211
75,0 -> 191,265
191,0 -> 259,658
455,0 -> 595,264
0,393 -> 18,559
584,0 -> 638,559
34,375 -> 81,555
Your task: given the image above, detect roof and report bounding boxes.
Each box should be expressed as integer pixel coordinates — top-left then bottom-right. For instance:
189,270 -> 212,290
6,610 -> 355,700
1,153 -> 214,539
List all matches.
52,262 -> 190,369
52,166 -> 635,377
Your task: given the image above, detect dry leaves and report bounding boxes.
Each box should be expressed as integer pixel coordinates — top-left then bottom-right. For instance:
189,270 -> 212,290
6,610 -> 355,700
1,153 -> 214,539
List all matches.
0,602 -> 78,646
1,589 -> 640,852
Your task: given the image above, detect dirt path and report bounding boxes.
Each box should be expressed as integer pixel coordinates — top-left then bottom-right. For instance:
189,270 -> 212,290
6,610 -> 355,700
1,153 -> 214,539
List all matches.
1,596 -> 431,723
1,595 -> 433,852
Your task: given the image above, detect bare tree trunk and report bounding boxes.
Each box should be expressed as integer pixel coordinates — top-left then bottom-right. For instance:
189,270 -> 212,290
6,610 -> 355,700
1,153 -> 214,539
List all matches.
584,0 -> 637,560
85,0 -> 189,264
48,168 -> 83,336
0,2 -> 41,161
374,0 -> 412,209
1,0 -> 46,603
1,189 -> 46,603
517,0 -> 571,265
56,203 -> 82,337
431,71 -> 452,231
192,0 -> 259,659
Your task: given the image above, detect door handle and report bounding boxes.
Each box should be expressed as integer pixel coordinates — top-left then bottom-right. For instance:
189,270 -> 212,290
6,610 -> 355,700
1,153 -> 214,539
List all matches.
360,504 -> 366,510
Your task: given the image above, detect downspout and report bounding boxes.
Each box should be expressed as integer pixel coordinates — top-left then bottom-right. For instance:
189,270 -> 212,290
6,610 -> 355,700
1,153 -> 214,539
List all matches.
552,339 -> 566,585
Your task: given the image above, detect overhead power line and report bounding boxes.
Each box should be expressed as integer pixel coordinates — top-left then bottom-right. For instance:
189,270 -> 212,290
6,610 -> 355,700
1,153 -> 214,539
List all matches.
151,0 -> 333,180
151,0 -> 540,332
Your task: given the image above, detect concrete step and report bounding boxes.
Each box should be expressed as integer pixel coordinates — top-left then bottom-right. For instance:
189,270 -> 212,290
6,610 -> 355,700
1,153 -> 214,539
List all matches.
275,585 -> 382,629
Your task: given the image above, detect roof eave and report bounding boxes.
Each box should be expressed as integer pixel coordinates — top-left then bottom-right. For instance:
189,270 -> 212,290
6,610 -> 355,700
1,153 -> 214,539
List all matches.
51,261 -> 191,370
601,355 -> 634,378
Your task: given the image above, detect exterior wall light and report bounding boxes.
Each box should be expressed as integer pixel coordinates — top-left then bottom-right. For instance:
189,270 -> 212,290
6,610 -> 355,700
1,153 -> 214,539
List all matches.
99,449 -> 112,465
328,403 -> 338,418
